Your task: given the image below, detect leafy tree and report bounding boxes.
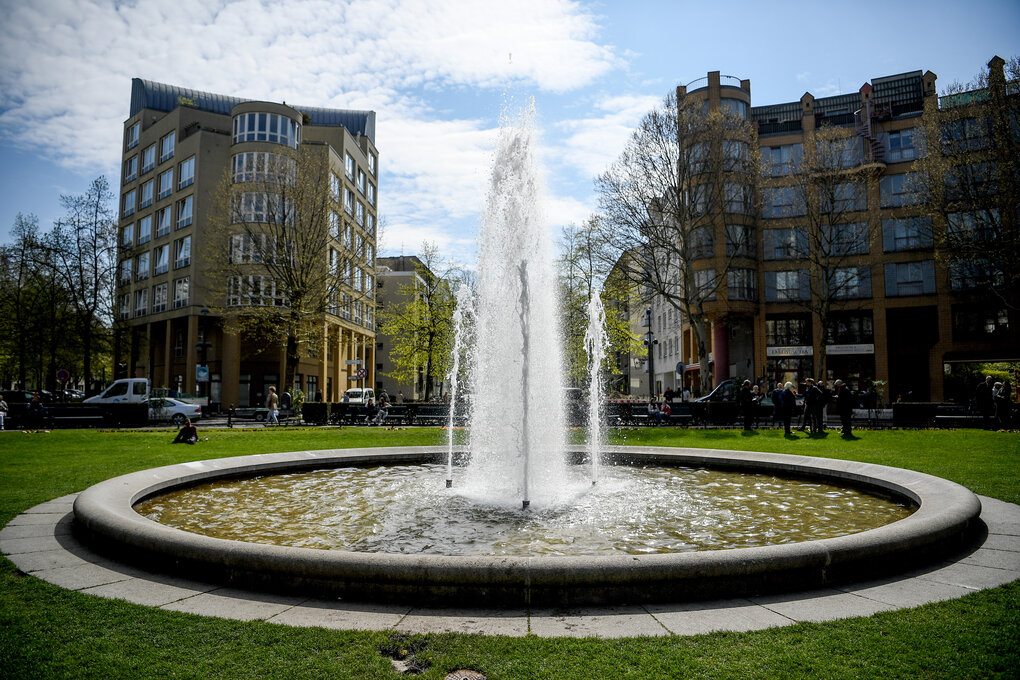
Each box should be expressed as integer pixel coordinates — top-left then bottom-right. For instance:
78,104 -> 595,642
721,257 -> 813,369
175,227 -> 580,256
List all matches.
914,55 -> 1020,311
594,88 -> 759,387
758,125 -> 883,379
377,244 -> 458,401
210,145 -> 367,392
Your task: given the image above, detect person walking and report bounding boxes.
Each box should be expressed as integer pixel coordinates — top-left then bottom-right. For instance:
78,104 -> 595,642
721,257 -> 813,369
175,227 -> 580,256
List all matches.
265,386 -> 280,425
738,380 -> 755,431
835,379 -> 855,437
781,382 -> 796,435
975,375 -> 995,429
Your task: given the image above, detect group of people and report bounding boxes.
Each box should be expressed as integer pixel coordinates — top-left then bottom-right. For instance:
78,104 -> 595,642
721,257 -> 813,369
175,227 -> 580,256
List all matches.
755,378 -> 856,437
645,400 -> 673,425
975,375 -> 1014,429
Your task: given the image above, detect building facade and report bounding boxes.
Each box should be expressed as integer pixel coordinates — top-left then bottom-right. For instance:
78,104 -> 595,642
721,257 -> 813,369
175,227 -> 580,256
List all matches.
115,79 -> 379,408
646,58 -> 1017,402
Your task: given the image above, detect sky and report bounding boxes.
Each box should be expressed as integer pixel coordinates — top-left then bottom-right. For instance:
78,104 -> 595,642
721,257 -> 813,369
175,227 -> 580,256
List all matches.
1,0 -> 1018,266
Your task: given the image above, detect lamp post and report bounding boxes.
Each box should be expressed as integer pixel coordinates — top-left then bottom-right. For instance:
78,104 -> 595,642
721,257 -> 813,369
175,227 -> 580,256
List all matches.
196,306 -> 212,410
642,308 -> 658,401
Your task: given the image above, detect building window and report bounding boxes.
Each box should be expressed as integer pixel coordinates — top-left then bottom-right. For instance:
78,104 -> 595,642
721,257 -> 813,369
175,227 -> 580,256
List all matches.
154,244 -> 169,275
766,315 -> 811,346
121,223 -> 134,247
821,181 -> 866,213
722,141 -> 750,171
762,143 -> 802,177
355,201 -> 365,226
941,116 -> 989,152
724,182 -> 751,214
882,217 -> 933,252
689,226 -> 713,259
123,156 -> 138,184
134,288 -> 148,316
368,152 -> 376,175
232,112 -> 300,147
341,293 -> 352,319
329,211 -> 340,240
122,189 -> 136,217
884,261 -> 936,297
763,227 -> 807,260
366,242 -> 375,263
118,294 -> 130,320
137,215 -> 152,244
725,224 -> 754,257
764,270 -> 810,301
884,128 -> 918,162
727,268 -> 757,301
232,192 -> 293,225
344,188 -> 354,214
818,137 -> 860,169
826,312 -> 873,344
720,98 -> 749,119
159,131 -> 175,163
694,268 -> 716,301
947,209 -> 999,242
828,266 -> 871,299
135,252 -> 149,280
823,221 -> 869,256
174,236 -> 191,269
366,213 -> 375,234
176,196 -> 193,229
879,173 -> 919,207
152,283 -> 168,313
157,168 -> 173,200
120,259 -> 132,284
345,153 -> 355,179
141,144 -> 156,174
330,172 -> 341,201
946,161 -> 998,201
227,275 -> 288,307
155,207 -> 171,237
949,258 -> 1003,291
952,306 -> 1009,342
231,152 -> 295,184
139,179 -> 153,209
762,186 -> 804,218
178,156 -> 195,189
126,122 -> 140,150
357,168 -> 366,194
172,277 -> 190,308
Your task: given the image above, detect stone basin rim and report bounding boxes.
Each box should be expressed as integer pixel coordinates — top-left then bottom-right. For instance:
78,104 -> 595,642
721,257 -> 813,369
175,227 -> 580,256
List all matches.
71,445 -> 983,606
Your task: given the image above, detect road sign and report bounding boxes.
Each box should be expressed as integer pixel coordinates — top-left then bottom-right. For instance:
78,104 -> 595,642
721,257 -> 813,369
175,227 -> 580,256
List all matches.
675,362 -> 685,375
346,360 -> 363,365
356,368 -> 368,379
196,365 -> 209,382
56,368 -> 70,382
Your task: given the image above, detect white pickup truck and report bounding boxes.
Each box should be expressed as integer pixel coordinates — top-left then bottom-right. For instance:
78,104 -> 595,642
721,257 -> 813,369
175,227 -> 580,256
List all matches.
83,378 -> 150,404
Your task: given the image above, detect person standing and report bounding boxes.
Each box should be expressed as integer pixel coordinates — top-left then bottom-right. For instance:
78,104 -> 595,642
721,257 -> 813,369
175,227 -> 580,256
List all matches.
738,380 -> 754,431
975,376 -> 995,429
265,386 -> 280,425
994,381 -> 1012,428
771,384 -> 784,427
804,379 -> 823,434
0,394 -> 7,430
397,390 -> 404,404
781,382 -> 796,435
835,379 -> 855,437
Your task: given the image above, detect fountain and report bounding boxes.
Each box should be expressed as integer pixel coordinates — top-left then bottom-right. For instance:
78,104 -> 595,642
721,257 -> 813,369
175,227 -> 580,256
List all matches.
583,283 -> 609,485
72,103 -> 983,607
445,283 -> 474,488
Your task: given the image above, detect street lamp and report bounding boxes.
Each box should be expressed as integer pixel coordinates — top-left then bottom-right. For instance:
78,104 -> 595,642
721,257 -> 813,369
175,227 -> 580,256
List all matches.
642,308 -> 658,401
196,306 -> 212,410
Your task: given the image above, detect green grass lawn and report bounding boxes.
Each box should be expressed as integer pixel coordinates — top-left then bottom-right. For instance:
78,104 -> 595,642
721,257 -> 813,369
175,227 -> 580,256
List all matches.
1,427 -> 1018,679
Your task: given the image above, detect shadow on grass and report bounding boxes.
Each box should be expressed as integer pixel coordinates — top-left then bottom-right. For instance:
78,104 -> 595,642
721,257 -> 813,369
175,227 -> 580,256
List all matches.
740,430 -> 760,437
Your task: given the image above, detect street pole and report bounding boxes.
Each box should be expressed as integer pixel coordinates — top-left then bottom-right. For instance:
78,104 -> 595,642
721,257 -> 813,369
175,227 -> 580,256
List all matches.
643,309 -> 657,402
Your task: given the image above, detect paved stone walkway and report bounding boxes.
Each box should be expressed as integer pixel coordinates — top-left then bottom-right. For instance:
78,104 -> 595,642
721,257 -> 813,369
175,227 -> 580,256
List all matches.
2,494 -> 1018,638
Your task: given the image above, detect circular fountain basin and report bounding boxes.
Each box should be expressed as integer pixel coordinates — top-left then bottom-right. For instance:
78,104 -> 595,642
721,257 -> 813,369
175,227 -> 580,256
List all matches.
72,446 -> 982,607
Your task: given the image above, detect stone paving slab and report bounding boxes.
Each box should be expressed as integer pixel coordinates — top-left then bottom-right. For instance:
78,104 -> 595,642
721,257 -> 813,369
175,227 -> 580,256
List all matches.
958,547 -> 1020,571
24,498 -> 77,514
82,577 -> 218,607
396,608 -> 530,636
0,523 -> 67,540
980,533 -> 1020,552
31,562 -> 135,591
922,560 -> 1020,591
6,512 -> 66,526
529,606 -> 670,638
750,589 -> 897,623
7,548 -> 92,573
160,589 -> 308,622
0,534 -> 66,555
646,599 -> 795,635
269,601 -> 411,631
835,575 -> 977,608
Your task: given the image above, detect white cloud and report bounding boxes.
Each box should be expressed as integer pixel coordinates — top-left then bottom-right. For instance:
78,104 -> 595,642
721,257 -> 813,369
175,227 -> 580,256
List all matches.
0,0 -> 621,257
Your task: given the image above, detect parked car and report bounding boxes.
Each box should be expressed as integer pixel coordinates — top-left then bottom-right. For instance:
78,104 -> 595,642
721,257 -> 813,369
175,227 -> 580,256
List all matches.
148,397 -> 202,426
231,405 -> 293,422
343,388 -> 376,405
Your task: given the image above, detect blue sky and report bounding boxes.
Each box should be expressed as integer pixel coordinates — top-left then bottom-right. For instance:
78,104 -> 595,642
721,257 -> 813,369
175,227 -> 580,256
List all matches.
1,0 -> 1017,266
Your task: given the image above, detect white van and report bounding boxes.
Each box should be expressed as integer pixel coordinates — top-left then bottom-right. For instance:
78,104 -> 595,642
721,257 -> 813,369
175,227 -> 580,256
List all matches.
84,378 -> 150,404
343,387 -> 375,405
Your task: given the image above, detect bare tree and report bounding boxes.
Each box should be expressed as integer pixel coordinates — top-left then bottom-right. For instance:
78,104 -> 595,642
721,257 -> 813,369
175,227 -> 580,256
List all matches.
914,55 -> 1020,311
40,177 -> 118,393
594,88 -> 759,387
210,145 -> 369,392
759,125 -> 883,379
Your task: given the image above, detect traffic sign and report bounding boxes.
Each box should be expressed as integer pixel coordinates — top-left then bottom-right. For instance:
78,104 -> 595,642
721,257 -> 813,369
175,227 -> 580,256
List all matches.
675,362 -> 685,375
56,368 -> 70,382
356,368 -> 368,379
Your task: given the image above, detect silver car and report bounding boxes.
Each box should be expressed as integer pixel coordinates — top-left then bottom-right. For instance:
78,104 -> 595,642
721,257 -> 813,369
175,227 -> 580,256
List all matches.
148,398 -> 202,426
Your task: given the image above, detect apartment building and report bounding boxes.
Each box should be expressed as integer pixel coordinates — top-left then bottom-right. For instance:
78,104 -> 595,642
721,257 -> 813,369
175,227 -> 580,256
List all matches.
643,58 -> 1017,402
114,79 -> 379,408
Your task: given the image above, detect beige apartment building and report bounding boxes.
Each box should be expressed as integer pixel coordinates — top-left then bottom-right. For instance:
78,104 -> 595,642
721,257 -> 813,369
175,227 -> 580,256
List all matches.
114,79 -> 379,408
634,59 -> 1017,403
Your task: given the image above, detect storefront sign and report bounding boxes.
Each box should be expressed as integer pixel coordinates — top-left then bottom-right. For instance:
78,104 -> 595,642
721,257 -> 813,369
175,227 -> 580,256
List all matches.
766,346 -> 813,357
827,344 -> 874,355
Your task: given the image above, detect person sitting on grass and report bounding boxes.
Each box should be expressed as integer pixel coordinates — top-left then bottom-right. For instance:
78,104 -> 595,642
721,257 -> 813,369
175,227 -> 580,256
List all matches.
172,418 -> 198,445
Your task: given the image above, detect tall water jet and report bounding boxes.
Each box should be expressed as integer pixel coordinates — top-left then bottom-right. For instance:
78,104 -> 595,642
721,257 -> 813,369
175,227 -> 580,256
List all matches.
446,284 -> 474,487
583,284 -> 609,485
464,100 -> 569,507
